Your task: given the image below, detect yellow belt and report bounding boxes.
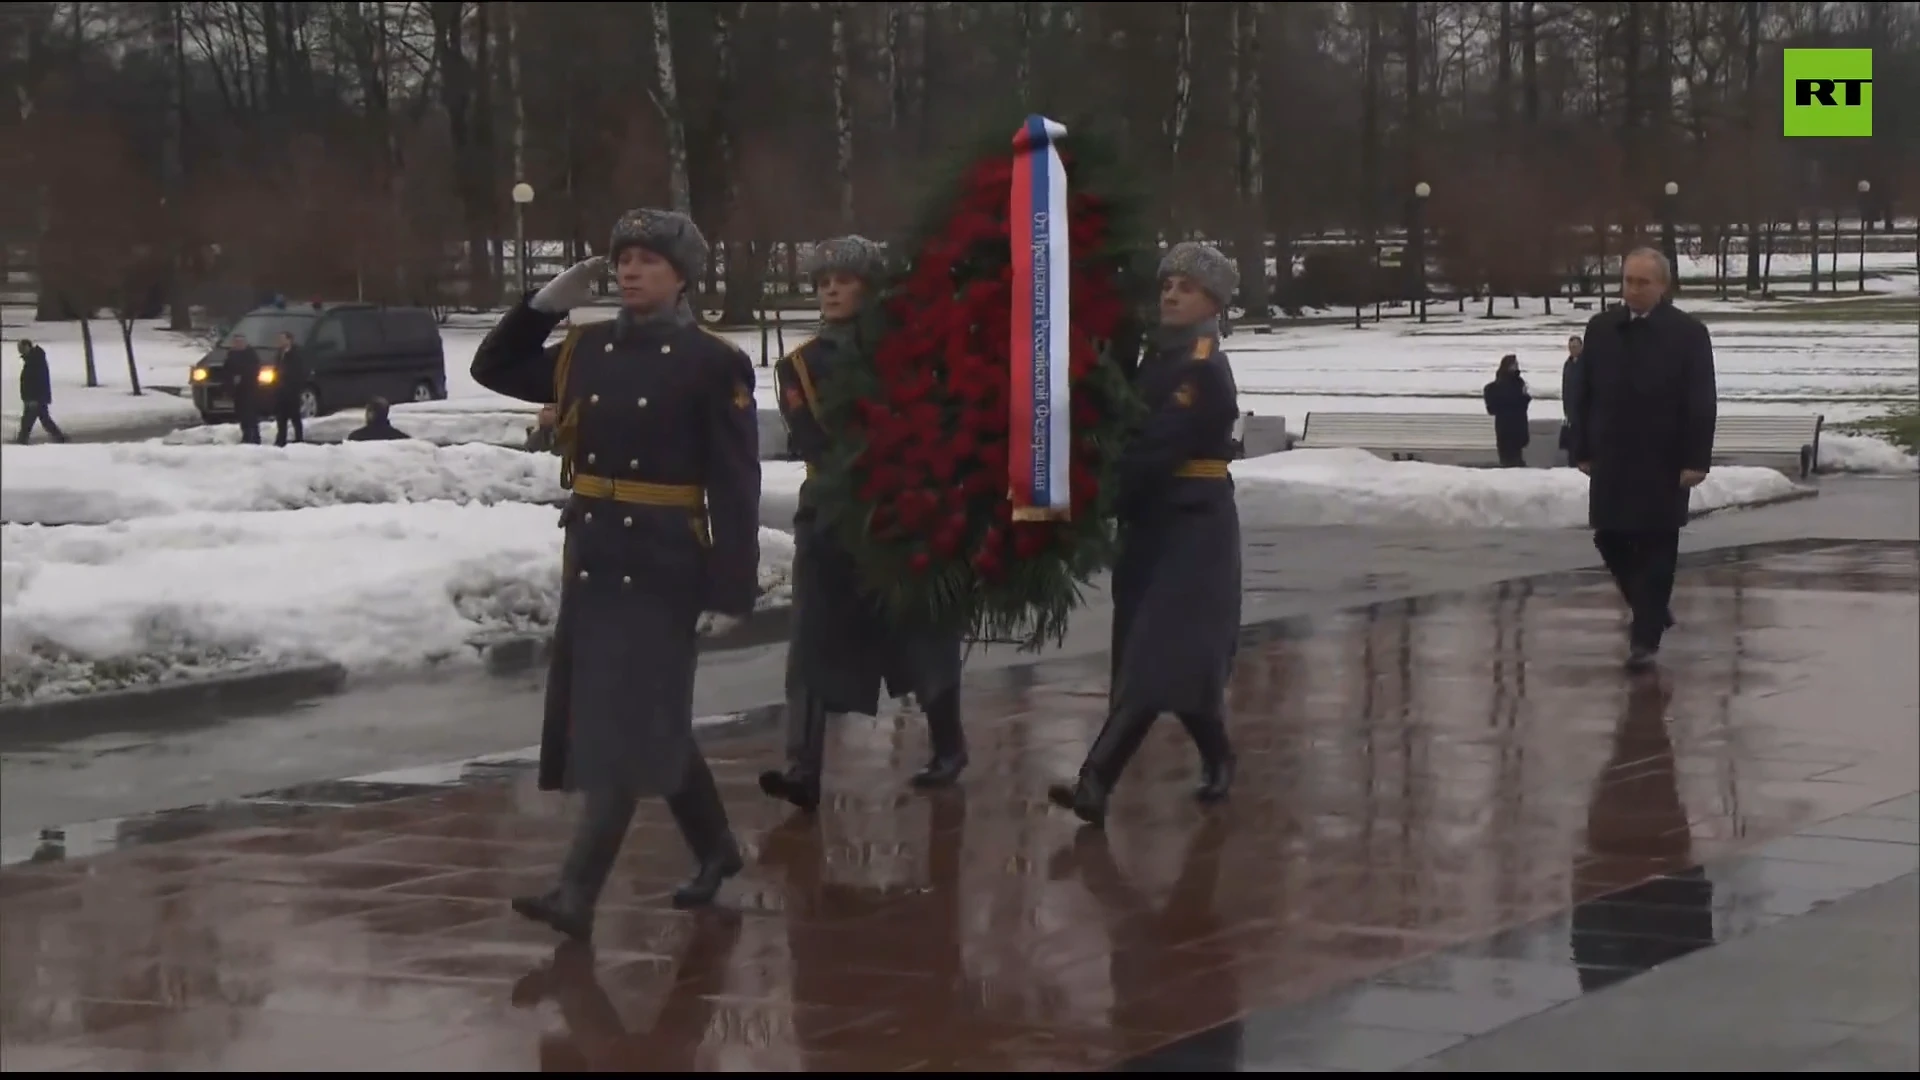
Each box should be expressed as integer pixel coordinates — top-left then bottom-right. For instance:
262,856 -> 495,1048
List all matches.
569,472 -> 705,508
1173,459 -> 1232,480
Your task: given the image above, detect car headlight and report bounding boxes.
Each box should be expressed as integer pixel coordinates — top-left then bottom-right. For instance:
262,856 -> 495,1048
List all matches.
191,367 -> 208,383
257,367 -> 277,385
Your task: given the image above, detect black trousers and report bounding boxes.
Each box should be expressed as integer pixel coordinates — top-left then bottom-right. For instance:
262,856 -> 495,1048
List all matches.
274,409 -> 304,446
15,403 -> 65,443
235,400 -> 261,445
1593,529 -> 1679,650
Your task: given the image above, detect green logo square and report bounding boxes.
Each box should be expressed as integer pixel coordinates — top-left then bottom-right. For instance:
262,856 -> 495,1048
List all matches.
1784,48 -> 1873,137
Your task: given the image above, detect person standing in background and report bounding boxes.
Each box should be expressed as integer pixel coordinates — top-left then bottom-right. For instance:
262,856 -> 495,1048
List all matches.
1482,354 -> 1532,468
14,339 -> 67,444
224,333 -> 263,445
1559,335 -> 1584,466
271,330 -> 309,447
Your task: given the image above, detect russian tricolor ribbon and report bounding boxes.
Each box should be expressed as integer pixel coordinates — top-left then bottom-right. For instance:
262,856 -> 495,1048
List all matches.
1009,115 -> 1072,523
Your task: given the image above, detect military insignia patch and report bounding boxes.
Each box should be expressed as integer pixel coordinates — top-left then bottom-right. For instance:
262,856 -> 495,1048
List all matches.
732,382 -> 754,410
1173,381 -> 1196,408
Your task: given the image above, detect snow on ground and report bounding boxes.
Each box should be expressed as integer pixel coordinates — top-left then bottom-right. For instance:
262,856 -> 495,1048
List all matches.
160,399 -> 542,448
1819,431 -> 1920,474
1,441 -> 566,526
762,449 -> 1807,531
0,501 -> 796,704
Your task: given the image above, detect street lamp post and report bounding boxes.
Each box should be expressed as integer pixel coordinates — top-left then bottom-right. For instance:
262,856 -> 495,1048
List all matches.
1856,179 -> 1872,294
511,182 -> 536,299
1412,181 -> 1431,324
1661,181 -> 1680,296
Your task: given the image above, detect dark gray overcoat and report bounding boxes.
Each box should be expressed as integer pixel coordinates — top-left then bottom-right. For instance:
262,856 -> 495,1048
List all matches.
1109,331 -> 1243,718
471,298 -> 762,797
775,334 -> 961,715
1569,302 -> 1718,532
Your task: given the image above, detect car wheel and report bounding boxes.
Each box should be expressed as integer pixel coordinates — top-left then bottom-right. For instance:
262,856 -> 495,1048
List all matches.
411,379 -> 437,403
299,387 -> 322,419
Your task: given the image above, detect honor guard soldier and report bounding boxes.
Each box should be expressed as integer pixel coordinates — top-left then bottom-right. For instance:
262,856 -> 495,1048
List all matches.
470,207 -> 763,937
1049,241 -> 1242,828
758,235 -> 969,813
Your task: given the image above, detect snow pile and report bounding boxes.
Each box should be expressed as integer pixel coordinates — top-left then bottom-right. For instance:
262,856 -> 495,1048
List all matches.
162,399 -> 544,449
0,441 -> 567,525
1819,432 -> 1919,474
0,502 -> 796,704
767,451 -> 1802,530
1231,449 -> 1804,528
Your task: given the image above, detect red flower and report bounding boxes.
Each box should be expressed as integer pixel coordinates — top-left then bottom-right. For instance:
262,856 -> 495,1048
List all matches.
908,551 -> 931,574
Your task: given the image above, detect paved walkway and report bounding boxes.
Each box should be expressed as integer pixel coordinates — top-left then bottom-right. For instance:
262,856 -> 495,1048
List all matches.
0,539 -> 1913,1070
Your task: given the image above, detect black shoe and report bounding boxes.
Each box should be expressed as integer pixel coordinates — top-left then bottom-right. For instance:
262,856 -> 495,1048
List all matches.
757,768 -> 821,812
511,889 -> 594,942
671,842 -> 744,909
1196,752 -> 1236,805
1625,645 -> 1659,673
1047,775 -> 1112,828
909,689 -> 968,789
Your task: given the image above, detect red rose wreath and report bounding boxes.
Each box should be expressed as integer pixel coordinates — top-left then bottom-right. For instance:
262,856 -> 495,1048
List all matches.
808,118 -> 1154,648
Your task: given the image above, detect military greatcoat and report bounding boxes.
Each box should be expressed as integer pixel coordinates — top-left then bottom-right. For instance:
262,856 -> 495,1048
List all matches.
1109,329 -> 1243,718
472,299 -> 762,797
775,333 -> 962,716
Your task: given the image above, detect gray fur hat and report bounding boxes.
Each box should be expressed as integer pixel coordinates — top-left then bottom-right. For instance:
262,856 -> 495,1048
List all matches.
802,235 -> 886,282
1158,241 -> 1239,308
608,208 -> 709,286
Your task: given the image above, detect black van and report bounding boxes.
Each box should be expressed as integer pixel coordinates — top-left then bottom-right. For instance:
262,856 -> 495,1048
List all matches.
190,302 -> 447,422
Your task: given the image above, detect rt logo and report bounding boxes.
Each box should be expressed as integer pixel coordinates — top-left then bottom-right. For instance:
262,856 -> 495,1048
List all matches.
1783,48 -> 1873,138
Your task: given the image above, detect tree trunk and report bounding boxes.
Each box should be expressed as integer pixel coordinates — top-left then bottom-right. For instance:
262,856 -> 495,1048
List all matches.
507,2 -> 527,274
78,313 -> 98,388
1495,2 -> 1513,133
715,4 -> 762,327
650,2 -> 693,214
1165,2 -> 1193,235
166,1 -> 191,331
1231,2 -> 1268,318
827,1 -> 856,231
119,319 -> 143,395
1519,1 -> 1538,125
1360,4 -> 1382,246
1742,1 -> 1762,291
1401,1 -> 1422,300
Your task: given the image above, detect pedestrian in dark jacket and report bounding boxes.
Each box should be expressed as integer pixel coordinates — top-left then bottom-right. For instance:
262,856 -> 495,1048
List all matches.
224,334 -> 263,445
1482,354 -> 1532,467
1049,241 -> 1243,828
758,235 -> 968,814
14,339 -> 66,444
1557,335 -> 1584,464
473,206 -> 762,936
1569,247 -> 1717,673
345,398 -> 411,441
271,331 -> 309,447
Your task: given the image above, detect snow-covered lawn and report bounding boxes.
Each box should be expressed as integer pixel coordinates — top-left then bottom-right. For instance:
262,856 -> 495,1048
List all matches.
0,441 -> 566,526
763,448 -> 1808,531
159,398 -> 544,448
0,501 -> 796,705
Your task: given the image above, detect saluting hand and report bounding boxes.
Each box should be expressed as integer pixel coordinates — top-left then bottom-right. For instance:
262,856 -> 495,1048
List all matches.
530,256 -> 607,315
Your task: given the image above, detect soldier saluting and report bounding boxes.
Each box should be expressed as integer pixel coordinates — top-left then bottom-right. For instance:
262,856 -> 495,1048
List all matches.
471,207 -> 762,935
758,236 -> 969,813
1049,242 -> 1242,828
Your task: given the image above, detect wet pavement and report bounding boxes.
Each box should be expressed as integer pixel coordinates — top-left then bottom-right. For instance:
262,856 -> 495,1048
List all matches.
0,539 -> 1914,1071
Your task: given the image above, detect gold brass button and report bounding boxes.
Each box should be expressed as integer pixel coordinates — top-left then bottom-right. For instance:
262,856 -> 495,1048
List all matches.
629,458 -> 639,470
621,575 -> 632,586
586,453 -> 596,464
603,343 -> 613,352
584,512 -> 594,523
577,570 -> 589,580
589,393 -> 600,405
660,344 -> 672,355
638,397 -> 648,408
623,516 -> 633,527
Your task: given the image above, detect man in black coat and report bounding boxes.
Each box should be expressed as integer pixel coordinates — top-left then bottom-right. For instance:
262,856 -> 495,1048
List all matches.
1558,335 -> 1583,465
224,333 -> 263,445
270,330 -> 309,446
14,339 -> 67,444
1569,248 -> 1717,673
472,206 -> 762,935
344,397 -> 411,441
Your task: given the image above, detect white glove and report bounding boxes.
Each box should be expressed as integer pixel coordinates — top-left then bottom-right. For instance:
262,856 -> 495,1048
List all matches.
530,256 -> 606,315
696,611 -> 743,638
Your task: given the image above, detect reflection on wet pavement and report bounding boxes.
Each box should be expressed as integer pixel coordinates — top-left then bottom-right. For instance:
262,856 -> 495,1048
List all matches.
1,541 -> 1915,1071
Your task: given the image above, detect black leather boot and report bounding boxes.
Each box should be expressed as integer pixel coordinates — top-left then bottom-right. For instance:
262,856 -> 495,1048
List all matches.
1047,709 -> 1157,828
512,788 -> 639,942
667,755 -> 744,909
758,693 -> 827,812
909,688 -> 969,789
1177,712 -> 1236,805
